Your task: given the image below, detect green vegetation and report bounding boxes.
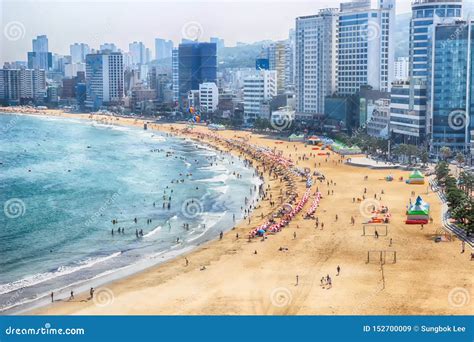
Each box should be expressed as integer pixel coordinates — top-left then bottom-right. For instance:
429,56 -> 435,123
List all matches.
435,161 -> 474,235
331,132 -> 388,155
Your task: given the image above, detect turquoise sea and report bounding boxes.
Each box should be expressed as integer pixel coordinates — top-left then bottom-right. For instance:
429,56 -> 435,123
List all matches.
0,114 -> 260,312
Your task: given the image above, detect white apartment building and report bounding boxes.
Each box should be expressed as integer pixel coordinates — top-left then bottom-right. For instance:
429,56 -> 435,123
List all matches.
129,42 -> 148,66
243,70 -> 277,124
199,82 -> 219,113
70,43 -> 90,64
64,63 -> 86,78
172,48 -> 179,103
295,8 -> 338,120
394,57 -> 409,81
0,68 -> 46,104
337,0 -> 396,95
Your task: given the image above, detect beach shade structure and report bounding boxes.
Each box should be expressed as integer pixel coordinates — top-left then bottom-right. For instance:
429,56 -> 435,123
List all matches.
208,124 -> 225,131
406,196 -> 430,224
288,134 -> 305,142
406,169 -> 425,185
307,135 -> 322,145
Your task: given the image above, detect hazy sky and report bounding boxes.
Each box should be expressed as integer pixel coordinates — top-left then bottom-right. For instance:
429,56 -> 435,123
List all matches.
1,0 -> 412,63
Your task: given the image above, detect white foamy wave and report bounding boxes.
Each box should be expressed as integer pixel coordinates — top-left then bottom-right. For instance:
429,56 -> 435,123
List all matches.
197,174 -> 231,183
214,185 -> 229,194
0,252 -> 121,295
143,226 -> 162,238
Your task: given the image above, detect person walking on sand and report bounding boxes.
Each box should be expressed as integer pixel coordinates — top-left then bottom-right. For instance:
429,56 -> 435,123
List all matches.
51,292 -> 54,303
185,257 -> 189,266
296,275 -> 299,286
70,291 -> 74,300
375,229 -> 379,239
220,231 -> 223,240
294,231 -> 297,239
90,287 -> 94,299
337,265 -> 340,276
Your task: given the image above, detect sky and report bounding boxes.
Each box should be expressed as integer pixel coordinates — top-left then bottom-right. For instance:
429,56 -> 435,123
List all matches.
1,0 -> 413,64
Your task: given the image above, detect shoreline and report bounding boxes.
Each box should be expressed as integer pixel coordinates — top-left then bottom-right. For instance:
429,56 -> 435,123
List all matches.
1,109 -> 472,316
0,110 -> 289,314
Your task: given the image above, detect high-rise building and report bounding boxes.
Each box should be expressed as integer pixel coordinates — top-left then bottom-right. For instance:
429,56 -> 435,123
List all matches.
427,20 -> 473,154
0,69 -> 20,105
99,43 -> 118,53
394,57 -> 409,81
172,48 -> 179,103
391,0 -> 463,144
70,43 -> 90,63
199,82 -> 219,113
295,8 -> 338,121
210,37 -> 225,51
266,42 -> 287,94
409,0 -> 462,80
85,52 -> 124,110
243,70 -> 277,123
155,39 -> 173,60
389,80 -> 427,143
178,42 -> 217,105
27,35 -> 52,70
0,68 -> 46,105
64,63 -> 86,78
285,29 -> 296,92
21,69 -> 46,102
337,0 -> 395,95
129,42 -> 147,66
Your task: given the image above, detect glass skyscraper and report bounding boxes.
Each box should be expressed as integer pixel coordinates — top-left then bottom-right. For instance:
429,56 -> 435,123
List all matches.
427,20 -> 473,153
390,0 -> 463,146
177,42 -> 217,105
409,0 -> 463,79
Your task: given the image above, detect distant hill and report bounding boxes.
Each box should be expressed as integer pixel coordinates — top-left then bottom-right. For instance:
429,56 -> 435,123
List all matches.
218,41 -> 271,69
218,14 -> 411,69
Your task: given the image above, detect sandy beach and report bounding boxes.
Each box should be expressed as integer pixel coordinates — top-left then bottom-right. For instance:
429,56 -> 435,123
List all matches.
1,108 -> 472,315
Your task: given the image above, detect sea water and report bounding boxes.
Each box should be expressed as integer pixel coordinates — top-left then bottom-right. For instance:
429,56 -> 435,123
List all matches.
0,114 -> 260,312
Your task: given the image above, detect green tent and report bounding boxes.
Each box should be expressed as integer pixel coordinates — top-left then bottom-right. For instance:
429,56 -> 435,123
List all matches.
409,170 -> 424,179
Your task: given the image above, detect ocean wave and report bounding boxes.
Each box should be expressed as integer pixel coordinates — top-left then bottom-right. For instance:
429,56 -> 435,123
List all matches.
0,252 -> 121,296
197,174 -> 231,183
143,226 -> 162,238
213,185 -> 229,194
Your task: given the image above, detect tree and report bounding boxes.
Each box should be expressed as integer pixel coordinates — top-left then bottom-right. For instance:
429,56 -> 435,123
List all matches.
435,161 -> 450,186
253,118 -> 270,130
455,152 -> 465,166
458,171 -> 474,199
418,149 -> 429,166
440,146 -> 452,161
